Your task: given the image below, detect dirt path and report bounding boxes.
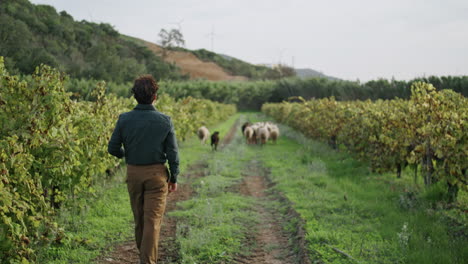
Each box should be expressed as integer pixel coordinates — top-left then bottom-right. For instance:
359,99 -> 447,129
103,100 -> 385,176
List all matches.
97,118 -> 311,264
232,160 -> 308,264
97,119 -> 240,264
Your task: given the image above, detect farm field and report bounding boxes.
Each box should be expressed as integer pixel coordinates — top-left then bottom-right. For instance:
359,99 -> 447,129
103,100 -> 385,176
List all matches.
2,1 -> 467,263
37,113 -> 466,264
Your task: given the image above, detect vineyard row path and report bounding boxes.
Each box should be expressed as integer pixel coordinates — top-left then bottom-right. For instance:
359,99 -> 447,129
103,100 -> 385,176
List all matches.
98,116 -> 309,263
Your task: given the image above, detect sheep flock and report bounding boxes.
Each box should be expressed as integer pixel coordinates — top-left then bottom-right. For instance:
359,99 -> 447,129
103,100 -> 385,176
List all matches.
241,121 -> 280,146
197,121 -> 280,151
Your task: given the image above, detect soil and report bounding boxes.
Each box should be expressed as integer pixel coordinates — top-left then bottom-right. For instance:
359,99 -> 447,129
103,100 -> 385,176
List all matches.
142,40 -> 247,81
233,161 -> 311,264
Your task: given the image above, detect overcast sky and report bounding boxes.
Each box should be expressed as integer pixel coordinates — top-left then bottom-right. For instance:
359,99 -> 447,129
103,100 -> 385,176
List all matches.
30,0 -> 468,81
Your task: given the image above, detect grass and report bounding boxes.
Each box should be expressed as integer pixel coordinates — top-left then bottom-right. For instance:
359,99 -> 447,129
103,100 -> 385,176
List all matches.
35,114 -> 241,263
36,168 -> 133,263
248,113 -> 467,264
177,113 -> 241,176
171,192 -> 255,264
169,115 -> 259,264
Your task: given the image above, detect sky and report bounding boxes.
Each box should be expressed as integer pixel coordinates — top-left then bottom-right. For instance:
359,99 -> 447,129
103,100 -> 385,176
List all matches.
30,0 -> 468,81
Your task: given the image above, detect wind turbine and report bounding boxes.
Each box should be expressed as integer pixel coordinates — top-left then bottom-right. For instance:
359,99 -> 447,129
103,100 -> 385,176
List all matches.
205,25 -> 219,52
87,7 -> 94,22
278,48 -> 286,65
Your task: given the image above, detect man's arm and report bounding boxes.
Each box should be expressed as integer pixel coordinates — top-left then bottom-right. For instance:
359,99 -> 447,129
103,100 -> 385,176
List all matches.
108,117 -> 125,158
165,117 -> 180,184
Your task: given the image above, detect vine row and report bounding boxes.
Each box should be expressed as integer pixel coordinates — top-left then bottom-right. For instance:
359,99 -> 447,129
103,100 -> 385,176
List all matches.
263,82 -> 467,200
0,57 -> 235,263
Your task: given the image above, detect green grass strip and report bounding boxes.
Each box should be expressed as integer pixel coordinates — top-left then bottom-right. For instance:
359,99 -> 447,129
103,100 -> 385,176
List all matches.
170,115 -> 259,264
36,169 -> 132,263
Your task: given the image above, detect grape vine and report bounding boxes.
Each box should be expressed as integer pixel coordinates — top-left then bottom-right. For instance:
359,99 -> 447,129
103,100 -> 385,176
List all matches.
263,82 -> 467,200
0,57 -> 235,263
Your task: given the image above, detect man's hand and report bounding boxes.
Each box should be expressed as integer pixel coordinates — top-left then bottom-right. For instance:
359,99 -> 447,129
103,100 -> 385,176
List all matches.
168,182 -> 177,193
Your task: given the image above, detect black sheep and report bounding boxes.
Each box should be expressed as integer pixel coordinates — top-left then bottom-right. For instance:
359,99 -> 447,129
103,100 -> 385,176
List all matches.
211,131 -> 220,151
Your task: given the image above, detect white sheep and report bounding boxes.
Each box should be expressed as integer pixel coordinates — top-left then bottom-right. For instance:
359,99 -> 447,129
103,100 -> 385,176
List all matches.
197,126 -> 210,144
250,123 -> 261,144
257,126 -> 270,146
244,126 -> 254,144
269,125 -> 280,143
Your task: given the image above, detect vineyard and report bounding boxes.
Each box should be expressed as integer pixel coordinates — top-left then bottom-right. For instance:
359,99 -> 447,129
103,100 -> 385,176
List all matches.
1,54 -> 467,263
0,57 -> 235,263
263,82 -> 468,200
1,1 -> 467,263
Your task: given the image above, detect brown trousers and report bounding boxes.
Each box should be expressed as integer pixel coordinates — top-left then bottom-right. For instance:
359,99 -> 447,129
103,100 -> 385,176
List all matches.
126,164 -> 168,264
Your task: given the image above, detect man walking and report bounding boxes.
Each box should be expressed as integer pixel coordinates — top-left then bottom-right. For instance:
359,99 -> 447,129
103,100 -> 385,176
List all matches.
108,75 -> 179,264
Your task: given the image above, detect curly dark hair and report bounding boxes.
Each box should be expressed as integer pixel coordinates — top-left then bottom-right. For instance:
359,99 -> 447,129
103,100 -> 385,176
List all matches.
131,75 -> 159,104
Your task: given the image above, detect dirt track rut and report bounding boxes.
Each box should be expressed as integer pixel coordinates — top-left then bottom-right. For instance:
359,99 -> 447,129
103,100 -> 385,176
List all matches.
233,161 -> 297,264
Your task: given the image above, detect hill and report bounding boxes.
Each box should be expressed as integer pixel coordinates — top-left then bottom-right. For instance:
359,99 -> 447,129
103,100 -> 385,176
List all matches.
144,44 -> 248,81
124,33 -> 295,81
187,49 -> 287,80
294,68 -> 340,80
0,0 -> 185,82
123,36 -> 247,81
0,0 -> 303,82
0,0 -> 293,82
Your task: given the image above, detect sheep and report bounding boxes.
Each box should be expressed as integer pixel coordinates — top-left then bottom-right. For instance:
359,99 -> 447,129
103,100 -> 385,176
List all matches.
269,125 -> 280,144
257,126 -> 270,146
244,126 -> 254,144
250,123 -> 261,144
197,126 -> 210,144
264,122 -> 275,131
211,131 -> 220,151
241,122 -> 251,135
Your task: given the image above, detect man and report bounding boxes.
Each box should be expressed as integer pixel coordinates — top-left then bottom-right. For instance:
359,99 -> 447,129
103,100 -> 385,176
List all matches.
108,75 -> 179,264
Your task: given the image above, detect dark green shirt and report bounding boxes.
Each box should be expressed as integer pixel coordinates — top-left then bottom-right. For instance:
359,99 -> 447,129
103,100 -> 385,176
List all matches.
108,104 -> 180,183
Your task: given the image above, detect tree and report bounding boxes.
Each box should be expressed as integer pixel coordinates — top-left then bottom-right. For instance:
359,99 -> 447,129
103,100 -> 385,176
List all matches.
158,28 -> 185,58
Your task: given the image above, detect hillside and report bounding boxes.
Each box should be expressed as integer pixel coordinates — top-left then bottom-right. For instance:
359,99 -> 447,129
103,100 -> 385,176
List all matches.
187,49 -> 289,80
125,35 -> 291,81
0,0 -> 185,82
295,68 -> 340,80
140,40 -> 247,81
1,0 -> 315,82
